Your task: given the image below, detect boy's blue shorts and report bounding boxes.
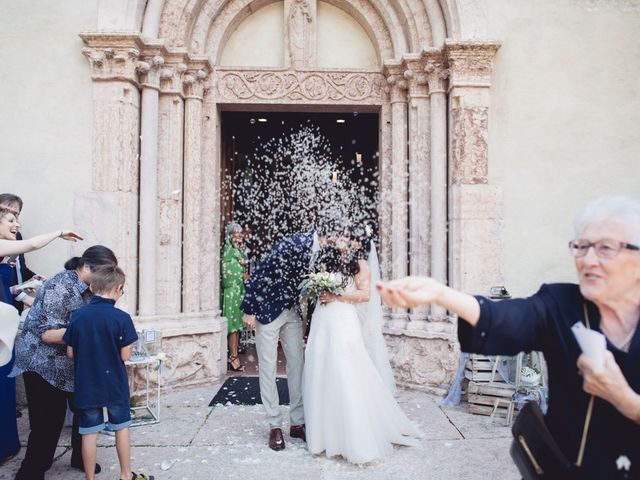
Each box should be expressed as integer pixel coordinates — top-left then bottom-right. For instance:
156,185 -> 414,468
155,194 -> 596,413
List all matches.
77,403 -> 132,435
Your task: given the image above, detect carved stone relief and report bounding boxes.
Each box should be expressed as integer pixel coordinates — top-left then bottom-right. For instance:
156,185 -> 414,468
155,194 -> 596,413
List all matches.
129,331 -> 226,396
215,69 -> 386,103
284,0 -> 316,69
385,333 -> 460,395
450,104 -> 489,185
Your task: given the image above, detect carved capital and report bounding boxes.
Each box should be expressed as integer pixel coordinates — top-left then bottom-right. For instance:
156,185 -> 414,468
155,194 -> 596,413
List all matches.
445,41 -> 501,88
385,75 -> 407,103
137,55 -> 165,89
159,62 -> 188,94
384,62 -> 408,103
402,54 -> 429,98
183,57 -> 212,100
183,69 -> 209,99
80,33 -> 145,86
421,49 -> 448,95
157,49 -> 189,94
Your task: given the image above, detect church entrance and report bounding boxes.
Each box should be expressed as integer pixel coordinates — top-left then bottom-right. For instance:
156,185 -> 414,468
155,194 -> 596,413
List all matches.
220,110 -> 380,261
220,110 -> 380,375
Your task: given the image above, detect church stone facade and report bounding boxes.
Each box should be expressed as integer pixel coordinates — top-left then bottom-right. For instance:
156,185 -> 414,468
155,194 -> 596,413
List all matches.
2,0 -> 639,394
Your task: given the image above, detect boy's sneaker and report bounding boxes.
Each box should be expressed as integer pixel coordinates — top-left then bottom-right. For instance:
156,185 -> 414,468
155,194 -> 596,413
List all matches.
127,474 -> 154,480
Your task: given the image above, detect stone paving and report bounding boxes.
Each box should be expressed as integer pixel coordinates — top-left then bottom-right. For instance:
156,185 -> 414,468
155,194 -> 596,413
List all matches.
0,385 -> 519,480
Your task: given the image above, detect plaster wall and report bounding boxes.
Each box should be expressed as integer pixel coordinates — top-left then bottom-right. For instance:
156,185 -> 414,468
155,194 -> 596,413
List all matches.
487,0 -> 640,297
220,2 -> 285,67
0,0 -> 97,277
316,2 -> 378,69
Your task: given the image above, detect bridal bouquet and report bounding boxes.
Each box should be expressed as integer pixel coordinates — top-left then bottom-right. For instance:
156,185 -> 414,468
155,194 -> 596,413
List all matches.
298,270 -> 343,304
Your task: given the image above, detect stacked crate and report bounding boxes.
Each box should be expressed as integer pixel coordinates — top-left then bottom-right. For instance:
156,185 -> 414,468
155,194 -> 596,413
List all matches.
465,354 -> 517,422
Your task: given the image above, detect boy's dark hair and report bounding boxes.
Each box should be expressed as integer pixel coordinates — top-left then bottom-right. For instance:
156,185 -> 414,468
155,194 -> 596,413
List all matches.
0,193 -> 23,211
90,265 -> 126,294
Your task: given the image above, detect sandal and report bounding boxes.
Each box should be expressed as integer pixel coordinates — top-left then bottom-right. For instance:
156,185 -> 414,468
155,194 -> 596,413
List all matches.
123,473 -> 155,480
228,355 -> 245,372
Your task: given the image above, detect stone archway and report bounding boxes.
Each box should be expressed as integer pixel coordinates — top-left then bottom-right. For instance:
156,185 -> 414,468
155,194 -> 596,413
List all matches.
79,0 -> 503,393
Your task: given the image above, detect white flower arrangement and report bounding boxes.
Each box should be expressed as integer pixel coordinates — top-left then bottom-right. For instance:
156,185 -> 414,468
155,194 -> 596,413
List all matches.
520,366 -> 541,387
298,270 -> 343,304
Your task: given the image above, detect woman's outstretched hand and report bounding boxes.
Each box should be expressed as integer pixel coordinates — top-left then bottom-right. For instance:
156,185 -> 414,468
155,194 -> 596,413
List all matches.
60,231 -> 84,242
376,276 -> 445,308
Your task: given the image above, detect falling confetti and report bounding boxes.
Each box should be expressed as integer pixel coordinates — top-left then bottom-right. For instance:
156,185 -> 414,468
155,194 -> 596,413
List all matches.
223,125 -> 379,259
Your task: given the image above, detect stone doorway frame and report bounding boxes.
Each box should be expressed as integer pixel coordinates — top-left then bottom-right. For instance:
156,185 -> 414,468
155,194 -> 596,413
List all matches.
78,0 -> 502,392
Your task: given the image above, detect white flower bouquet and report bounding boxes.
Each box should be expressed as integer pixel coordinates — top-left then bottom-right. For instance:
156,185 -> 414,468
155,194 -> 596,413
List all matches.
520,366 -> 541,388
298,270 -> 343,304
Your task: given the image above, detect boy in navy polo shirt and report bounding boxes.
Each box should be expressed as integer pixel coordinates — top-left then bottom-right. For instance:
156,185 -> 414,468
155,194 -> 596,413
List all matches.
64,266 -> 153,480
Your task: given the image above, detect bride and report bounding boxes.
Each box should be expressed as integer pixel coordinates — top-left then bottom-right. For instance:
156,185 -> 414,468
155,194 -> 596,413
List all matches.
302,231 -> 421,464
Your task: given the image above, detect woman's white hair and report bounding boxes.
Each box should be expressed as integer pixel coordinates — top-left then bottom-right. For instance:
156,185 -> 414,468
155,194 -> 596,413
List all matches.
225,222 -> 242,239
574,195 -> 640,244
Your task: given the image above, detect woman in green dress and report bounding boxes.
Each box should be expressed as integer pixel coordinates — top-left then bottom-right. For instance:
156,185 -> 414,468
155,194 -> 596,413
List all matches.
222,222 -> 248,371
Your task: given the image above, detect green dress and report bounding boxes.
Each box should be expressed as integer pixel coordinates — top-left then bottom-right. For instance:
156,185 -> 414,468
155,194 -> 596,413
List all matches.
222,242 -> 247,334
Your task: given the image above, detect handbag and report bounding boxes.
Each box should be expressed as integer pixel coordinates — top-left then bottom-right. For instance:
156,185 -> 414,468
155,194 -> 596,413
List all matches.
509,305 -> 595,480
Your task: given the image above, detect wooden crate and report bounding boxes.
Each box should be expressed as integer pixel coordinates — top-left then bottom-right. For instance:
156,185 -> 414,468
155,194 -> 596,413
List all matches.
468,380 -> 518,420
464,354 -> 505,383
469,403 -> 512,418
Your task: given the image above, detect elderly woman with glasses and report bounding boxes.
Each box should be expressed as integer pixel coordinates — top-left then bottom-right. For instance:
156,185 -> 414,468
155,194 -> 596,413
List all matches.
222,222 -> 248,372
377,195 -> 640,479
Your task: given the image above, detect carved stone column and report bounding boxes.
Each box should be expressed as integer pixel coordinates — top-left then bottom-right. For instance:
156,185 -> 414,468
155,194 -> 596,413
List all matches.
182,63 -> 209,313
384,62 -> 409,328
403,55 -> 431,325
79,33 -> 143,313
284,0 -> 316,69
198,76 -> 217,312
378,100 -> 393,284
156,57 -> 187,314
424,49 -> 448,319
445,41 -> 503,295
137,50 -> 164,316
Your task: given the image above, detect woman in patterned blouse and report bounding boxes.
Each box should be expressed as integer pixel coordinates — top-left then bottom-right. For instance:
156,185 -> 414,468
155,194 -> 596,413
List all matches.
0,207 -> 83,465
11,245 -> 117,480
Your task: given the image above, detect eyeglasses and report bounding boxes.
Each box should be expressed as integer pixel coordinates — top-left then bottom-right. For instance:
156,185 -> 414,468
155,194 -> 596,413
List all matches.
568,239 -> 640,259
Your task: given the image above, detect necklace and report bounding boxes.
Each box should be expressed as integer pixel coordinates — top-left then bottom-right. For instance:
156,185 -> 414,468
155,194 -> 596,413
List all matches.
602,322 -> 637,353
618,327 -> 636,353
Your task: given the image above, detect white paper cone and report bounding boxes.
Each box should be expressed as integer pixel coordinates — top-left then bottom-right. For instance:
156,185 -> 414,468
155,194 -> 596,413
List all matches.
572,322 -> 606,368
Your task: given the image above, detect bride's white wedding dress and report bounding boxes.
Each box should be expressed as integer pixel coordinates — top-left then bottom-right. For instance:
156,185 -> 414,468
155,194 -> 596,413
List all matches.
303,278 -> 421,464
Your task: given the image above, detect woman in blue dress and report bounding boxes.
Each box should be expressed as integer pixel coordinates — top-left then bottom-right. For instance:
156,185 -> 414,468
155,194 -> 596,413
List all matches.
0,207 -> 83,463
0,257 -> 20,462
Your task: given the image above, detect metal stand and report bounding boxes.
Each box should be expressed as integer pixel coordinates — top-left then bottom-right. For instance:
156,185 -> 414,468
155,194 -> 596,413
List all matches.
125,355 -> 161,427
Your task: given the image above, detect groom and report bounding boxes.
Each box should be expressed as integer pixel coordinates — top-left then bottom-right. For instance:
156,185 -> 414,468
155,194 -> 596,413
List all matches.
242,221 -> 342,451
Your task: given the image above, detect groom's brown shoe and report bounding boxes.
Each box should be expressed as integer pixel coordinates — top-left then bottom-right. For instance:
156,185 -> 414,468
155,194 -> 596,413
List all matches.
269,428 -> 285,451
290,424 -> 306,442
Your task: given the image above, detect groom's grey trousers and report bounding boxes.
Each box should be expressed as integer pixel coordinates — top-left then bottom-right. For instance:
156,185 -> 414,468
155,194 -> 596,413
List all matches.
255,307 -> 305,428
